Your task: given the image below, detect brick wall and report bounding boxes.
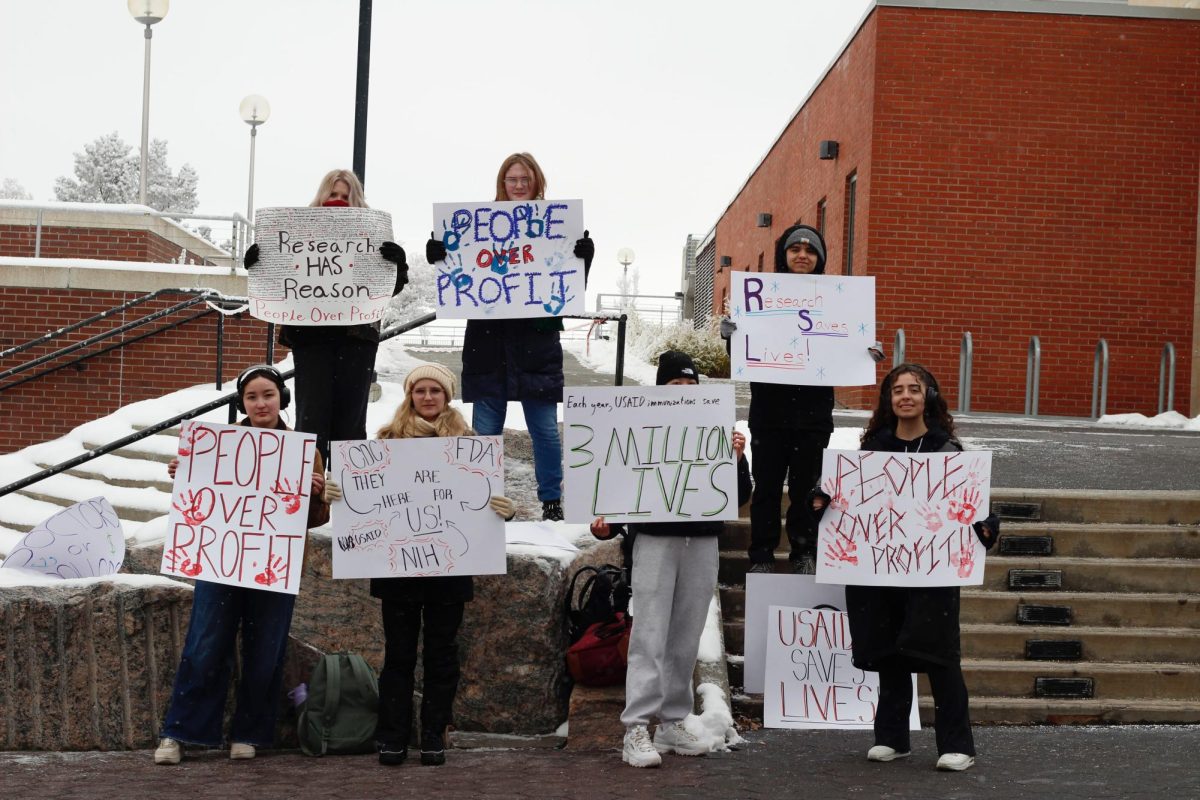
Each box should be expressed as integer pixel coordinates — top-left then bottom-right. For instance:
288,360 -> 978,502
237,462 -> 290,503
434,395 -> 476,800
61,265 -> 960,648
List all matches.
713,7 -> 1198,416
0,287 -> 284,453
0,224 -> 215,266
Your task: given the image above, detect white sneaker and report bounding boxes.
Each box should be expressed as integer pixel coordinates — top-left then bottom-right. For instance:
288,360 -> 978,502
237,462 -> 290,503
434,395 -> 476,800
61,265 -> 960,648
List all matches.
867,744 -> 911,762
154,737 -> 181,765
230,742 -> 256,760
622,725 -> 662,768
653,721 -> 708,756
936,752 -> 975,771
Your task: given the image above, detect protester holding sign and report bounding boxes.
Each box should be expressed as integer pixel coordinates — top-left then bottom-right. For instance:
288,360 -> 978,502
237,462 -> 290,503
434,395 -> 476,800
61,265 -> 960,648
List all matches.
721,225 -> 884,575
426,153 -> 594,522
324,362 -> 514,767
154,364 -> 330,766
589,351 -> 752,768
244,169 -> 409,463
812,363 -> 998,772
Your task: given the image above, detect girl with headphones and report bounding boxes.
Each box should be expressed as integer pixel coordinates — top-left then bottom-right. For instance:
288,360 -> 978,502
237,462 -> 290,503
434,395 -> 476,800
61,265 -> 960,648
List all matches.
814,363 -> 998,772
155,364 -> 330,765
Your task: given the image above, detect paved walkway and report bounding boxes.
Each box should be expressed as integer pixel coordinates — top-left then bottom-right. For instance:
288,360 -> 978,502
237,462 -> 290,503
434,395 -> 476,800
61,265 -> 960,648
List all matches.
4,726 -> 1197,799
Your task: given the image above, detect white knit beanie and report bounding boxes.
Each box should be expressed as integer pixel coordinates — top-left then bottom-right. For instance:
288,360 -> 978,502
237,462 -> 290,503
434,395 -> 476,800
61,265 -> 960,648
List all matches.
404,363 -> 457,400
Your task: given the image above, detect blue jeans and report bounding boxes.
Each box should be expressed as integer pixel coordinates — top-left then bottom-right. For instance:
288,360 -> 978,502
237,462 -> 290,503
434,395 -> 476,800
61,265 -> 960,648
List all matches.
472,397 -> 562,502
161,580 -> 296,747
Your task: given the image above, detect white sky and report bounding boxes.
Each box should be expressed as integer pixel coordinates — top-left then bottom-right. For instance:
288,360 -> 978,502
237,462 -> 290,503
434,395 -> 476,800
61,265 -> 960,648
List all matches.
0,0 -> 874,298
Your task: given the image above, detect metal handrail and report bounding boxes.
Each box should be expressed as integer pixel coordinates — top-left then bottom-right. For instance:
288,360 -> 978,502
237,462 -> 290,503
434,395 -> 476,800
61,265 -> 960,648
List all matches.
1025,336 -> 1041,416
1091,339 -> 1109,418
958,331 -> 973,413
1158,342 -> 1176,414
893,328 -> 906,367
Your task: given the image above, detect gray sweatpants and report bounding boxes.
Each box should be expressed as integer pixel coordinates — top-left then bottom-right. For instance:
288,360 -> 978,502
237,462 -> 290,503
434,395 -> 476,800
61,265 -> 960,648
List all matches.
620,534 -> 720,728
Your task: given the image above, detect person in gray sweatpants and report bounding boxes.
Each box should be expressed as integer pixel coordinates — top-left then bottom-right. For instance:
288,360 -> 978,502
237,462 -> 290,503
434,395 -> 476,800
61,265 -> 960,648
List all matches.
590,350 -> 753,768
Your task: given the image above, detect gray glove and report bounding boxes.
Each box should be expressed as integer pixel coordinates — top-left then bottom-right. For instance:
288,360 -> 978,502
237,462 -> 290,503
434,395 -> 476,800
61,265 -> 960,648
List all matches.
868,341 -> 885,363
719,317 -> 737,340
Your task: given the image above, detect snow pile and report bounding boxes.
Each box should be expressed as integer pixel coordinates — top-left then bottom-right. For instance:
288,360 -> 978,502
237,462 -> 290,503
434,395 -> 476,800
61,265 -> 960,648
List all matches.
683,683 -> 744,752
0,569 -> 186,590
696,595 -> 724,664
1099,410 -> 1200,431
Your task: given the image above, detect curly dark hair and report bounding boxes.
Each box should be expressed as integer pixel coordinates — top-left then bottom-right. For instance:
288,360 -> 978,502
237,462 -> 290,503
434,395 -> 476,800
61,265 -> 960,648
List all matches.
860,363 -> 959,446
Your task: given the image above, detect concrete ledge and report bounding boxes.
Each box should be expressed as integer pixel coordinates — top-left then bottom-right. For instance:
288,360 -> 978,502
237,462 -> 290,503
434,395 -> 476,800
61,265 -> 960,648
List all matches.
991,488 -> 1200,525
0,258 -> 246,296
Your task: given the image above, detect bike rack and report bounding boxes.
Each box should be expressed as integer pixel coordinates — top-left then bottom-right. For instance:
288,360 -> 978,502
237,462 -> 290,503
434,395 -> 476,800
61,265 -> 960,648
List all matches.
1158,342 -> 1176,414
893,328 -> 906,367
1091,339 -> 1109,418
958,331 -> 973,413
1025,336 -> 1041,416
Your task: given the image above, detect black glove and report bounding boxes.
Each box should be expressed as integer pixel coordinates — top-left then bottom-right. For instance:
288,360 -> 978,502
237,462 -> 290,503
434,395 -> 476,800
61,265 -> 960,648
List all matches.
973,514 -> 1001,550
573,230 -> 594,273
243,243 -> 259,270
426,232 -> 447,264
380,241 -> 408,295
808,488 -> 832,521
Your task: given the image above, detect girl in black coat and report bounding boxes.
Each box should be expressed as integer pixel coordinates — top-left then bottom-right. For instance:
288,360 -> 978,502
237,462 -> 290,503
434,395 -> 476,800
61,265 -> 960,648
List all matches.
815,363 -> 998,772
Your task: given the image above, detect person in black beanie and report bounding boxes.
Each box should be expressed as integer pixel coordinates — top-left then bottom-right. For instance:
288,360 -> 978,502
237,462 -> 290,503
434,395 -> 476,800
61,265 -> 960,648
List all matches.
591,350 -> 752,768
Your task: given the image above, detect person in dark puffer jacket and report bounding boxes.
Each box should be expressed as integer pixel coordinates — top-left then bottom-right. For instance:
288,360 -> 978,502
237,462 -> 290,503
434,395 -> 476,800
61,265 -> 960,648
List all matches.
590,350 -> 752,769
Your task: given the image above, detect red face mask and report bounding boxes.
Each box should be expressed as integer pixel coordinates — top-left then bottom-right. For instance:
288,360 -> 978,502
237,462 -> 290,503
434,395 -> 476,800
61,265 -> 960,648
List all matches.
322,198 -> 350,207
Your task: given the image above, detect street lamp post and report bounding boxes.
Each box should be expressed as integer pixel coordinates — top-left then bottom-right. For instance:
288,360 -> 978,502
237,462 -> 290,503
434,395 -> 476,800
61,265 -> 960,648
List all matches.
239,95 -> 271,235
128,0 -> 169,207
617,247 -> 635,308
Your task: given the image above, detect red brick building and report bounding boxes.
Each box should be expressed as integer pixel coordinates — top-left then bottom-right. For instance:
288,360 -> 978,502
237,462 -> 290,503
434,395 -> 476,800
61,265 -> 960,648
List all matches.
706,0 -> 1200,416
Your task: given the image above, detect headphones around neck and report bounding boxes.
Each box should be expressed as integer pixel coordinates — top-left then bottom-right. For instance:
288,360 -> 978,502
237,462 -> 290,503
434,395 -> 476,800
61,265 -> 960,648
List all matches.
235,364 -> 291,413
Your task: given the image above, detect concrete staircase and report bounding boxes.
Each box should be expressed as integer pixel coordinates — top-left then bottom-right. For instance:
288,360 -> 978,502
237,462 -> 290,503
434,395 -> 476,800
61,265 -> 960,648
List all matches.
720,488 -> 1200,725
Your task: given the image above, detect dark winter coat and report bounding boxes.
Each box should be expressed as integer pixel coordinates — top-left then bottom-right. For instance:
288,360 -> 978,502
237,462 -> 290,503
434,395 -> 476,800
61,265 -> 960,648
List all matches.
747,224 -> 834,434
844,424 -> 992,671
279,321 -> 380,348
461,319 -> 565,403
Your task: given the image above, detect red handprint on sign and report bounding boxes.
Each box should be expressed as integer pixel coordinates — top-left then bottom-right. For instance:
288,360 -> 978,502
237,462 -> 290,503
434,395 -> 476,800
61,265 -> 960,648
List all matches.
254,555 -> 287,586
821,478 -> 851,513
272,478 -> 303,515
947,487 -> 981,526
824,535 -> 859,567
177,424 -> 201,458
172,488 -> 214,526
917,500 -> 944,533
165,546 -> 203,577
949,541 -> 976,578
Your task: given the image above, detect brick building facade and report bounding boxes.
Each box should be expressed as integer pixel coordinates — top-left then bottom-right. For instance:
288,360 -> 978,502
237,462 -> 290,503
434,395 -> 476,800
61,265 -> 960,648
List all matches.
709,0 -> 1200,416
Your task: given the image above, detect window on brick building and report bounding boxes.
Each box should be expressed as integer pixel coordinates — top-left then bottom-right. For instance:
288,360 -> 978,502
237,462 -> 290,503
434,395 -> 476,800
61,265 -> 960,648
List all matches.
817,198 -> 827,237
843,173 -> 857,275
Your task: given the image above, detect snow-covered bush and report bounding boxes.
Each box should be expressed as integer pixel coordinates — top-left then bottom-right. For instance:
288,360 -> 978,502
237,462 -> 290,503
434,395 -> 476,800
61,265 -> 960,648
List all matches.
626,312 -> 730,379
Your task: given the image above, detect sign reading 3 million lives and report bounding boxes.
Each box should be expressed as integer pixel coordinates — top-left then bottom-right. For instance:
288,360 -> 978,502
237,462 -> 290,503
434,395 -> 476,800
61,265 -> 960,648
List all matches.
249,207 -> 395,326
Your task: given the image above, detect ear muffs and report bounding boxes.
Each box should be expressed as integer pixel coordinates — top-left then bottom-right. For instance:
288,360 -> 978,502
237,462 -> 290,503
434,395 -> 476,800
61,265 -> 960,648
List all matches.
236,365 -> 291,414
926,383 -> 939,407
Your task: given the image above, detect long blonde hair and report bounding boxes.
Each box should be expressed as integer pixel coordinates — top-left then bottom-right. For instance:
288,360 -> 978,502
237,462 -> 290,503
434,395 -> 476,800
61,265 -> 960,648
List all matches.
494,152 -> 547,201
310,169 -> 368,208
377,395 -> 472,440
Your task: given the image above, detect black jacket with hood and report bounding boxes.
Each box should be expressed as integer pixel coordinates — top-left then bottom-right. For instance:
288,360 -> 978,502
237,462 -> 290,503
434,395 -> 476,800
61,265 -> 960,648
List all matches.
746,224 -> 835,434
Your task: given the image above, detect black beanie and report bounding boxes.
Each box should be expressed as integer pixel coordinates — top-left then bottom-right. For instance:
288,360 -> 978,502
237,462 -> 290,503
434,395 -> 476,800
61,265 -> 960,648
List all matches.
656,350 -> 699,385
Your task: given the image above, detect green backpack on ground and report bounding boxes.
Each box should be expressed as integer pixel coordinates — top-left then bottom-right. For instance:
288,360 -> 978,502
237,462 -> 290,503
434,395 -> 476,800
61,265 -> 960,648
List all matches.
297,653 -> 380,756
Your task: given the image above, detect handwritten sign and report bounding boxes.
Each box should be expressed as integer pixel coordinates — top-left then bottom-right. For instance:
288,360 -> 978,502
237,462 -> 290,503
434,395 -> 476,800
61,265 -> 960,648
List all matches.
743,574 -> 846,694
0,497 -> 124,579
562,384 -> 739,524
329,436 -> 506,579
249,207 -> 395,326
431,199 -> 585,319
764,605 -> 918,730
815,450 -> 992,587
729,271 -> 876,386
160,421 -> 317,594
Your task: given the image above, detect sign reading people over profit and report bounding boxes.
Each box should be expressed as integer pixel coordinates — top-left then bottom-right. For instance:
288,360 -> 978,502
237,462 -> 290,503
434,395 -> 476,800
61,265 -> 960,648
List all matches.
729,271 -> 876,386
815,450 -> 992,587
249,207 -> 395,326
160,421 -> 318,594
330,436 -> 506,579
0,497 -> 125,579
562,384 -> 739,523
431,199 -> 586,319
763,604 -> 919,731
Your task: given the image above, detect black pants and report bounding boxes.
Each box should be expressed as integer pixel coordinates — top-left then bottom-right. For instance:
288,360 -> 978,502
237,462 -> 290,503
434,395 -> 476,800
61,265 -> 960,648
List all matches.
291,337 -> 378,463
874,662 -> 975,756
374,599 -> 465,747
748,428 -> 830,564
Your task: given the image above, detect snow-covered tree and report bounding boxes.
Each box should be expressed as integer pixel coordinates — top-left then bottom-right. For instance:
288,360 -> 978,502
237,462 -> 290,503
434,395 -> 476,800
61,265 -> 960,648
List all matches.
53,132 -> 199,212
0,178 -> 32,200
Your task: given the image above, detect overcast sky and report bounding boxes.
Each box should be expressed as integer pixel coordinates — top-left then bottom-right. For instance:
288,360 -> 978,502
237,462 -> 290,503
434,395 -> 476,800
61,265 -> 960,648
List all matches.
1,0 -> 874,299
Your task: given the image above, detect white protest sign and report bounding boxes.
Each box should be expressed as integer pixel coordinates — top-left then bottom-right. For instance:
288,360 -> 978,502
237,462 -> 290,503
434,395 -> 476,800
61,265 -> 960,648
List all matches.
0,497 -> 125,579
431,199 -> 586,319
815,450 -> 992,587
160,421 -> 318,594
562,384 -> 739,524
330,436 -> 506,579
764,604 -> 919,731
729,271 -> 876,386
249,206 -> 395,326
743,574 -> 846,694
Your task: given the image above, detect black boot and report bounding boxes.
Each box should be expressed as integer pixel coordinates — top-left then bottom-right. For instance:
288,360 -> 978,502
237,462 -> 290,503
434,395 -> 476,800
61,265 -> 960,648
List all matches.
541,499 -> 564,522
378,742 -> 407,766
420,727 -> 446,766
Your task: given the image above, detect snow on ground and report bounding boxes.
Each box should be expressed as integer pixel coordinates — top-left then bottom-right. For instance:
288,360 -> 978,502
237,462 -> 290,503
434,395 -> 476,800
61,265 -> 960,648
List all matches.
685,683 -> 745,751
564,333 -> 661,386
1098,410 -> 1200,431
